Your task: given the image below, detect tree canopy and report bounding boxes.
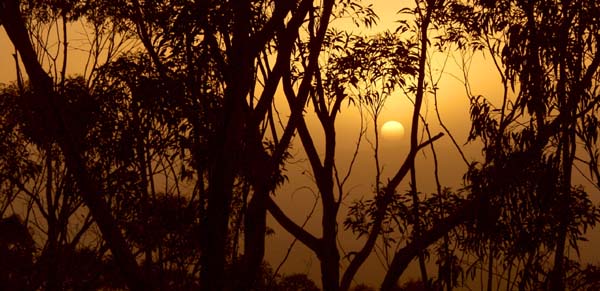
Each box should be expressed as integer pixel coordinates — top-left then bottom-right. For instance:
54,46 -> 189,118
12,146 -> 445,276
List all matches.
1,0 -> 599,290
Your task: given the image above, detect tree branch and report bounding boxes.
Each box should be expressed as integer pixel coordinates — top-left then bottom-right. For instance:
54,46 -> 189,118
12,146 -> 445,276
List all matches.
266,197 -> 321,254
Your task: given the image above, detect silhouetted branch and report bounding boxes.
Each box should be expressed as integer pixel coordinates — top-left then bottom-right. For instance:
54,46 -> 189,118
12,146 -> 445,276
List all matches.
269,191 -> 320,288
381,196 -> 478,290
266,197 -> 321,253
339,132 -> 443,291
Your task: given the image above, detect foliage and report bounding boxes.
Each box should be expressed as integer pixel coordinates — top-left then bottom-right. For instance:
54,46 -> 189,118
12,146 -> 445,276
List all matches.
2,0 -> 600,290
438,0 -> 600,289
0,215 -> 35,290
322,30 -> 418,114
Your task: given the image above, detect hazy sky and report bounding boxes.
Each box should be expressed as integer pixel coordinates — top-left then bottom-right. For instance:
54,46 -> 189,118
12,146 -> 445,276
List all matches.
265,1 -> 490,284
1,0 -> 599,287
266,0 -> 600,286
0,30 -> 16,82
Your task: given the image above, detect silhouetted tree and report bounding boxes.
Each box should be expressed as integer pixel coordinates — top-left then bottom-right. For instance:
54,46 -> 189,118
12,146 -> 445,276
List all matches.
2,0 -> 600,291
436,0 -> 600,290
0,215 -> 35,290
1,0 -> 337,290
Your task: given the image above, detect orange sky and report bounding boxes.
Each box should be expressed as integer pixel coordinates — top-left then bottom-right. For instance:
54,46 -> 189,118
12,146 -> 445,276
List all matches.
1,0 -> 599,288
267,0 -> 600,286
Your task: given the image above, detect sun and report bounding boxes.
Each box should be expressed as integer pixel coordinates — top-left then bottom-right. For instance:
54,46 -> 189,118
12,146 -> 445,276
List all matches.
381,120 -> 405,140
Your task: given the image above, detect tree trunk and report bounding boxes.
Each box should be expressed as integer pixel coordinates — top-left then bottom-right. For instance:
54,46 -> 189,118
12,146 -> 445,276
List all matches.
320,201 -> 340,291
200,86 -> 246,290
199,0 -> 253,289
241,186 -> 268,290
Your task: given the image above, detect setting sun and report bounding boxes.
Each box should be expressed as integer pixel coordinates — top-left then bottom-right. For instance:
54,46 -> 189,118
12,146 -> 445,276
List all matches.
381,120 -> 405,140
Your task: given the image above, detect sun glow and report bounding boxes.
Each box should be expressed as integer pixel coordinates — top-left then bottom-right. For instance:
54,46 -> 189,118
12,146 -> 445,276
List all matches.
381,120 -> 405,140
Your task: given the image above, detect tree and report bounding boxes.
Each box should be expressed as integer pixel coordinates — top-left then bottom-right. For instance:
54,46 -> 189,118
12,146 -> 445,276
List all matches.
0,0 -> 152,289
2,0 -> 600,290
277,273 -> 321,291
1,0 -> 334,290
267,1 -> 454,290
0,215 -> 35,290
431,0 -> 600,290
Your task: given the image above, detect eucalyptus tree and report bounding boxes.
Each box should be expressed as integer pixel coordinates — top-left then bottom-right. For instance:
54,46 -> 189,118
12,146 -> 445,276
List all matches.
1,0 -> 342,290
114,1 -> 336,289
313,0 -> 600,289
264,4 -> 454,287
433,0 -> 600,290
0,1 -> 153,289
0,0 -> 196,289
